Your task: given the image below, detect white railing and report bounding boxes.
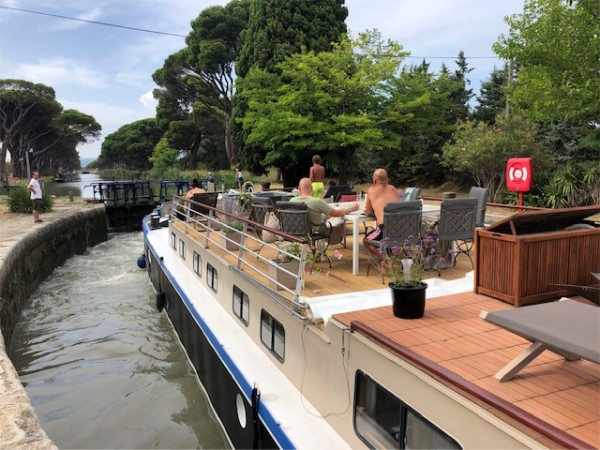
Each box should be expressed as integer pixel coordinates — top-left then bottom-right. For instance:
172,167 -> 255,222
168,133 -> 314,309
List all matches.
169,195 -> 309,304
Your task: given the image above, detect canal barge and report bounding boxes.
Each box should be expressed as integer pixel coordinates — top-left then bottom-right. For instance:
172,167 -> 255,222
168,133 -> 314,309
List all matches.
143,197 -> 599,449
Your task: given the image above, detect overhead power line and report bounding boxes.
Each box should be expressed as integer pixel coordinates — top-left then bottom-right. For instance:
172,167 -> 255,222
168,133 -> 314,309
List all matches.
0,5 -> 187,38
1,5 -> 502,60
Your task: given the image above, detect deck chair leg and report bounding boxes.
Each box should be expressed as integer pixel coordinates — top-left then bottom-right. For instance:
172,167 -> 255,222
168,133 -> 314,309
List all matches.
495,341 -> 546,382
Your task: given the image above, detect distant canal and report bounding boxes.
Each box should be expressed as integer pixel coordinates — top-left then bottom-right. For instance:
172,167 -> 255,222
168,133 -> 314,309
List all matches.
10,233 -> 230,449
45,172 -> 101,200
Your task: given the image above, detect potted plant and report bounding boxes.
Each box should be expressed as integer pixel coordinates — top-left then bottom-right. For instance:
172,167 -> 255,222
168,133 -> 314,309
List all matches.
268,242 -> 303,290
225,221 -> 245,251
381,234 -> 438,319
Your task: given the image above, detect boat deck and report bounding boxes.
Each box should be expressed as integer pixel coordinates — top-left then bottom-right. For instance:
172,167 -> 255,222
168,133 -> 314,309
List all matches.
334,292 -> 600,448
170,212 -> 599,448
171,217 -> 473,298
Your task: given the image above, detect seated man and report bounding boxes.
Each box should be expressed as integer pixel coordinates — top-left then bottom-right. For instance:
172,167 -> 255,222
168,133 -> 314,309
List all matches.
363,168 -> 400,243
291,178 -> 358,233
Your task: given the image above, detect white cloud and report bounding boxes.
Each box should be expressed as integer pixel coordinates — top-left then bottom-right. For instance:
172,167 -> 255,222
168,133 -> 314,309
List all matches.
139,90 -> 157,110
47,6 -> 103,32
5,57 -> 106,89
59,99 -> 148,127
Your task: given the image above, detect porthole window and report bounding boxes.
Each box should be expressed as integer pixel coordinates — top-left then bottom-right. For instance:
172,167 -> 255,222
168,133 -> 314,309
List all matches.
179,239 -> 185,259
260,310 -> 284,362
193,251 -> 202,276
207,263 -> 218,292
233,285 -> 249,326
170,232 -> 176,249
354,371 -> 461,449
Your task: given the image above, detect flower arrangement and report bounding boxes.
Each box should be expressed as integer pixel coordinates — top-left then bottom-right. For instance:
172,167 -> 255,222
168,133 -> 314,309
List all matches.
380,234 -> 440,287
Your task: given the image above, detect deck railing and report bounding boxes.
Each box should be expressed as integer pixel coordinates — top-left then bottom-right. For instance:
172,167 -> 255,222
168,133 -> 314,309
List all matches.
170,195 -> 310,306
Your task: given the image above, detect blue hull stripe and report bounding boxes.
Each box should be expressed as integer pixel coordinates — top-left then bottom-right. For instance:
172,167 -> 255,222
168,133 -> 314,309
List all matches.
144,221 -> 295,449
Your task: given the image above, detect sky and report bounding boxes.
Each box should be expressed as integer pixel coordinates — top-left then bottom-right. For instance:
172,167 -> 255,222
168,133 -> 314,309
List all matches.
0,0 -> 525,161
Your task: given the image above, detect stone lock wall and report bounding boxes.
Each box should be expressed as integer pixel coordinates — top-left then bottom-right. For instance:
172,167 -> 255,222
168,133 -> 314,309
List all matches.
0,207 -> 108,449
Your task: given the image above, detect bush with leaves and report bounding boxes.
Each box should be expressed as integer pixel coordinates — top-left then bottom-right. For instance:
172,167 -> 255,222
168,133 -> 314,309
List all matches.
442,114 -> 545,202
9,187 -> 53,213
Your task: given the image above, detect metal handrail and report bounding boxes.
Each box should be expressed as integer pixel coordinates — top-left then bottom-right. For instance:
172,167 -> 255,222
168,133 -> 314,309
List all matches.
171,194 -> 309,303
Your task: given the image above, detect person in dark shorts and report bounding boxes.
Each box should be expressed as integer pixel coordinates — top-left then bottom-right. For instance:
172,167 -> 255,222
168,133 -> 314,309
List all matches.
27,170 -> 43,223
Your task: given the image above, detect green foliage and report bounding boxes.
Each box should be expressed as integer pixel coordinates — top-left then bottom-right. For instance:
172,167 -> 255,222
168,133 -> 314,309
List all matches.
379,62 -> 463,185
97,168 -> 145,180
494,0 -> 600,123
235,0 -> 348,184
0,79 -> 100,181
442,114 -> 544,201
472,65 -> 509,123
98,119 -> 162,170
153,0 -> 249,168
240,31 -> 407,185
150,136 -> 179,172
236,0 -> 348,78
8,187 -> 53,213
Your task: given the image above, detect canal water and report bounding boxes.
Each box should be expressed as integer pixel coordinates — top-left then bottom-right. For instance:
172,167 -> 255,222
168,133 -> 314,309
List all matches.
44,172 -> 101,200
10,233 -> 230,449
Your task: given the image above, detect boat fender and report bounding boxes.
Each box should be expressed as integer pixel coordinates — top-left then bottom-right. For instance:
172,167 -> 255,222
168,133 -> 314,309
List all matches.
137,254 -> 147,269
251,386 -> 261,448
156,291 -> 166,312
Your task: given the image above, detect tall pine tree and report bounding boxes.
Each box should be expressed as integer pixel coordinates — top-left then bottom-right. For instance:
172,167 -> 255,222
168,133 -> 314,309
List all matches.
234,0 -> 348,185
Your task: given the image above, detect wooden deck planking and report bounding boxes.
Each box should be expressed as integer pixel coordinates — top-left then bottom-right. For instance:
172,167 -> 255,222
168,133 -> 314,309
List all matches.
333,291 -> 600,448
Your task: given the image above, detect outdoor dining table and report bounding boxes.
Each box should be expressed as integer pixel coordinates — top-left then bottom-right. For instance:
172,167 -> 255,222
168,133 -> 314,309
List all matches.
342,203 -> 441,275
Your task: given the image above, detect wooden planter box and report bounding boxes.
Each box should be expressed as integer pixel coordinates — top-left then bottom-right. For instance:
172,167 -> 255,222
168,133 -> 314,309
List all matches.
475,206 -> 600,307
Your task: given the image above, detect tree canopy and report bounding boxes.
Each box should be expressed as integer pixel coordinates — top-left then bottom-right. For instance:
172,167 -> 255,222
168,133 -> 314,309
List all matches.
97,119 -> 162,170
0,79 -> 100,181
494,0 -> 600,123
239,32 -> 408,185
152,0 -> 250,167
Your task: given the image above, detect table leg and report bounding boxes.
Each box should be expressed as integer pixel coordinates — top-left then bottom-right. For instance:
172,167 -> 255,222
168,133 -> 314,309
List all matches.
352,219 -> 360,275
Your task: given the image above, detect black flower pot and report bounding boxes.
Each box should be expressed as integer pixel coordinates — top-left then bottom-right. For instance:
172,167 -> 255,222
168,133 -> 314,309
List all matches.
389,282 -> 427,319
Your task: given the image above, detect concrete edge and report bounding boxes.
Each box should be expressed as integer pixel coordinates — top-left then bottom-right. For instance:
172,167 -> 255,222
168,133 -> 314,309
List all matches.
0,207 -> 108,449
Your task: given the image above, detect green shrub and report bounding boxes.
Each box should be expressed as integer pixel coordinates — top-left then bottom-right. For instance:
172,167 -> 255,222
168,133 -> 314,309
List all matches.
8,187 -> 53,213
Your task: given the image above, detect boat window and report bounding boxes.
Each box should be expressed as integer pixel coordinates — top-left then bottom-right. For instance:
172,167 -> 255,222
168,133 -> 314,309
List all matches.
170,232 -> 176,249
207,263 -> 218,292
354,371 -> 461,449
178,239 -> 185,259
193,251 -> 202,276
232,285 -> 249,326
260,310 -> 284,362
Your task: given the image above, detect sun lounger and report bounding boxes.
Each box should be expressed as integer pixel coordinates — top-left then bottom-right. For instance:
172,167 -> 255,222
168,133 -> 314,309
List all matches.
480,299 -> 600,382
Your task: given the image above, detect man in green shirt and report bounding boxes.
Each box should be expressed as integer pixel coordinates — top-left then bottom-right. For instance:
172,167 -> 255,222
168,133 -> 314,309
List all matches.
290,178 -> 359,233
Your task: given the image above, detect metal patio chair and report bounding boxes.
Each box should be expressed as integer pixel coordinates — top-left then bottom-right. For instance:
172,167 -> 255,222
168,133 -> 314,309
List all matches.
436,197 -> 478,273
365,201 -> 423,283
276,201 -> 333,270
468,186 -> 489,228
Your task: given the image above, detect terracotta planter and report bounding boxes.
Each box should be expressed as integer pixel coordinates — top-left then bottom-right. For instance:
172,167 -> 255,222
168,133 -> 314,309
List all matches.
268,261 -> 300,290
389,282 -> 427,319
225,230 -> 243,251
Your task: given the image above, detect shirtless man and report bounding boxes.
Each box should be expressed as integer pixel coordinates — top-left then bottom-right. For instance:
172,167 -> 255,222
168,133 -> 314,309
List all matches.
309,155 -> 325,198
363,168 -> 400,242
291,178 -> 358,233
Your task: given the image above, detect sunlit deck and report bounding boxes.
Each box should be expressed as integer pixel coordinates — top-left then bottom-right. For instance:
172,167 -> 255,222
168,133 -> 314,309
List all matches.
170,214 -> 474,299
166,201 -> 600,448
334,292 -> 600,448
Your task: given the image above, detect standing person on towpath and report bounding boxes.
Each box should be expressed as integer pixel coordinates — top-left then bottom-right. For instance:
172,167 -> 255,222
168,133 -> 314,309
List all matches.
27,170 -> 43,223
